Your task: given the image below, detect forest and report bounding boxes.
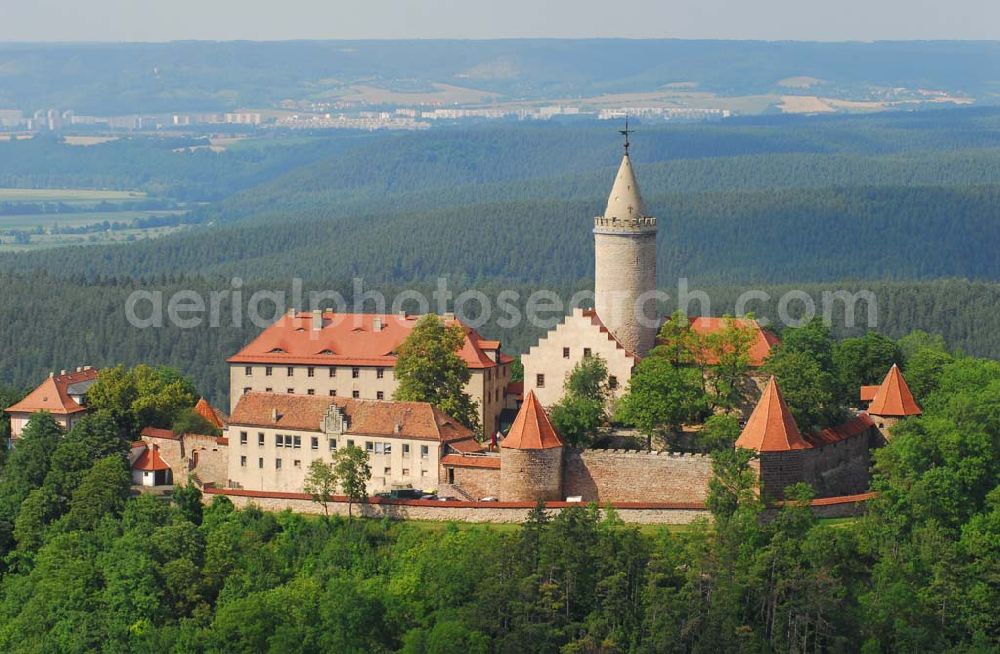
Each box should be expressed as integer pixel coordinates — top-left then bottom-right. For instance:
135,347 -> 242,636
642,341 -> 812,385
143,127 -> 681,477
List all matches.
0,333 -> 996,653
1,109 -> 1000,403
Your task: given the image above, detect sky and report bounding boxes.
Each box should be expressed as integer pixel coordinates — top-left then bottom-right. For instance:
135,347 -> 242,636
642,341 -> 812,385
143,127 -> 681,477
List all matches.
1,0 -> 997,42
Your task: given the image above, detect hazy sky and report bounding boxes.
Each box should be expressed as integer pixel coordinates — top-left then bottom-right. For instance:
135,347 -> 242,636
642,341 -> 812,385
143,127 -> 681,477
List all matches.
2,0 -> 997,42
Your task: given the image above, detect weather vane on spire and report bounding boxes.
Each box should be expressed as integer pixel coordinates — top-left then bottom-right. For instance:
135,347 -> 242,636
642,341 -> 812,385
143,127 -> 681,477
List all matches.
619,116 -> 634,155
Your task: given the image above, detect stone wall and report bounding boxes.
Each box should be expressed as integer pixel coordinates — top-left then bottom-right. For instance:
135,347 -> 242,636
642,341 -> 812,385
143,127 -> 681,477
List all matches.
449,465 -> 500,500
758,451 -> 805,501
563,448 -> 713,503
802,430 -> 873,497
185,433 -> 228,486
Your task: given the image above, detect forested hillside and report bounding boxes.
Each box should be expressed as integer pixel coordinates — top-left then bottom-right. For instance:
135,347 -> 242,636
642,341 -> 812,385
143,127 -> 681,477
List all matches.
1,109 -> 1000,399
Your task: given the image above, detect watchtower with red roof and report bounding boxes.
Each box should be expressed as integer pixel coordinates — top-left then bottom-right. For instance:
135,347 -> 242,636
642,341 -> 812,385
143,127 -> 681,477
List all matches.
863,364 -> 922,437
500,391 -> 565,502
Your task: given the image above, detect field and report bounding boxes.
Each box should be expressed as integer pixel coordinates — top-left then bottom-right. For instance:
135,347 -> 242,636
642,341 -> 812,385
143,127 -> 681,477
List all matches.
0,209 -> 183,230
0,224 -> 189,252
0,187 -> 146,202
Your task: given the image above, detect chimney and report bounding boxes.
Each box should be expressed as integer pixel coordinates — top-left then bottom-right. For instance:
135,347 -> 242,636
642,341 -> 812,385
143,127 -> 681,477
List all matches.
442,312 -> 455,321
49,372 -> 54,378
373,317 -> 383,332
271,408 -> 280,422
312,309 -> 323,331
289,308 -> 297,318
394,422 -> 403,434
397,310 -> 407,320
60,369 -> 66,376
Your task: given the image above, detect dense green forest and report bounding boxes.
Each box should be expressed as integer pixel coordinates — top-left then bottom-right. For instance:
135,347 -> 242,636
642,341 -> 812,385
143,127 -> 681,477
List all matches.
0,343 -> 996,652
2,40 -> 1000,113
1,110 -> 1000,401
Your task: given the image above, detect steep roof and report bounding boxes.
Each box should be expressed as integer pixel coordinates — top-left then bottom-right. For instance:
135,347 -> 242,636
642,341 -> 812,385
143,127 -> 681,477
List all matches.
859,385 -> 879,402
809,413 -> 876,446
227,311 -> 508,369
604,154 -> 648,220
736,377 -> 811,452
867,364 -> 922,417
5,368 -> 99,416
686,317 -> 779,367
502,391 -> 563,450
228,392 -> 474,442
582,308 -> 638,360
194,397 -> 226,429
132,445 -> 171,472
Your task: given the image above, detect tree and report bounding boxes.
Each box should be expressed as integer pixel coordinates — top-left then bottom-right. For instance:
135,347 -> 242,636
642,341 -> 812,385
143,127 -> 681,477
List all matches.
86,364 -> 197,435
549,356 -> 609,447
173,482 -> 203,526
764,319 -> 843,430
303,459 -> 338,517
702,316 -> 756,411
654,311 -> 701,367
899,331 -> 955,401
833,331 -> 901,404
65,456 -> 131,531
393,315 -> 481,434
696,414 -> 741,452
332,446 -> 370,519
614,357 -> 707,450
171,409 -> 221,437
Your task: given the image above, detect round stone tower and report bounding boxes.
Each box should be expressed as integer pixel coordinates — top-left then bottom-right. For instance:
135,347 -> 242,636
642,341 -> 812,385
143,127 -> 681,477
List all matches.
594,144 -> 658,356
500,391 -> 564,502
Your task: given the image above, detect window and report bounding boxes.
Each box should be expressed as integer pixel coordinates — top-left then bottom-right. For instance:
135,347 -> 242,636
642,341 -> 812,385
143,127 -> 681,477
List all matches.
265,387 -> 272,393
536,374 -> 545,388
294,460 -> 301,468
245,366 -> 253,375
328,438 -> 338,450
352,390 -> 360,399
609,375 -> 618,390
293,435 -> 301,449
402,468 -> 410,476
265,366 -> 273,377
403,444 -> 411,456
258,432 -> 265,446
329,368 -> 337,378
287,367 -> 294,376
376,368 -> 384,379
365,441 -> 374,453
275,434 -> 284,448
384,442 -> 392,454
258,457 -> 264,468
421,469 -> 429,477
307,389 -> 315,396
347,439 -> 355,448
583,347 -> 592,358
373,442 -> 391,455
275,458 -> 282,470
384,467 -> 391,475
329,389 -> 337,396
307,367 -> 315,378
243,387 -> 251,395
376,391 -> 384,400
287,388 -> 294,394
563,347 -> 570,359
352,367 -> 360,379
240,455 -> 247,467
240,431 -> 248,445
311,437 -> 319,450
420,445 -> 429,459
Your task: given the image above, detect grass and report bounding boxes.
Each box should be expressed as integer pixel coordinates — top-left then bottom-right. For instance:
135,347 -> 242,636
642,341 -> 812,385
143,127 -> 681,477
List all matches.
0,224 -> 189,252
0,210 -> 184,230
0,187 -> 146,202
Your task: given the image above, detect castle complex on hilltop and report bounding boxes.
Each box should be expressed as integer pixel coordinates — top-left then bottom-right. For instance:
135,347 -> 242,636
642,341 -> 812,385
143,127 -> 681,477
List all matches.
6,136 -> 927,517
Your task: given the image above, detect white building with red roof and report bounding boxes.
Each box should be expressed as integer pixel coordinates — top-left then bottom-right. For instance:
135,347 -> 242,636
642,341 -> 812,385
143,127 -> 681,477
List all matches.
4,366 -> 99,440
227,310 -> 512,437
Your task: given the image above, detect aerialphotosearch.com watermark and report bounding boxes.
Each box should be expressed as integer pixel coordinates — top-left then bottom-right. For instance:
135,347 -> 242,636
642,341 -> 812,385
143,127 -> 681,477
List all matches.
124,277 -> 878,332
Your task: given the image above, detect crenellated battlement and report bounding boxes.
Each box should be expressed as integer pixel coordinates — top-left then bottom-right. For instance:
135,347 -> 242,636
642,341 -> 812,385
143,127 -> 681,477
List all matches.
581,448 -> 708,459
593,215 -> 657,233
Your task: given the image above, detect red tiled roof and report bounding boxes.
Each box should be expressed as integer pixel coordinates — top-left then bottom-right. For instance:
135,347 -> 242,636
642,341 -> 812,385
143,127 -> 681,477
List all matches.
141,426 -> 180,440
809,413 -> 875,446
736,377 -> 811,452
194,397 -> 226,429
227,311 -> 507,370
860,385 -> 879,402
132,445 -> 171,472
502,391 -> 563,450
5,367 -> 99,416
505,381 -> 524,397
867,364 -> 922,417
441,454 -> 501,469
687,317 -> 778,367
581,308 -> 638,360
229,392 -> 474,441
448,437 -> 486,453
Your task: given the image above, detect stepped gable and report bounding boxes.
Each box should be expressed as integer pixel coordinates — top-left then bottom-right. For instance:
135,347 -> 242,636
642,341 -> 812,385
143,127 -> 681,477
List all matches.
502,391 -> 563,450
867,364 -> 922,416
581,308 -> 638,360
736,377 -> 811,452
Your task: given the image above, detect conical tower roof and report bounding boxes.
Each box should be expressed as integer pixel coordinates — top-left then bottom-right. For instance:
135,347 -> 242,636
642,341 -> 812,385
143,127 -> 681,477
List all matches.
736,377 -> 811,452
502,391 -> 563,450
604,154 -> 648,220
868,364 -> 922,416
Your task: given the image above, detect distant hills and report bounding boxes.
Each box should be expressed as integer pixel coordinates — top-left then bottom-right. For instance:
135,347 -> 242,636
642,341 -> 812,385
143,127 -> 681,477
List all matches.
0,40 -> 998,114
